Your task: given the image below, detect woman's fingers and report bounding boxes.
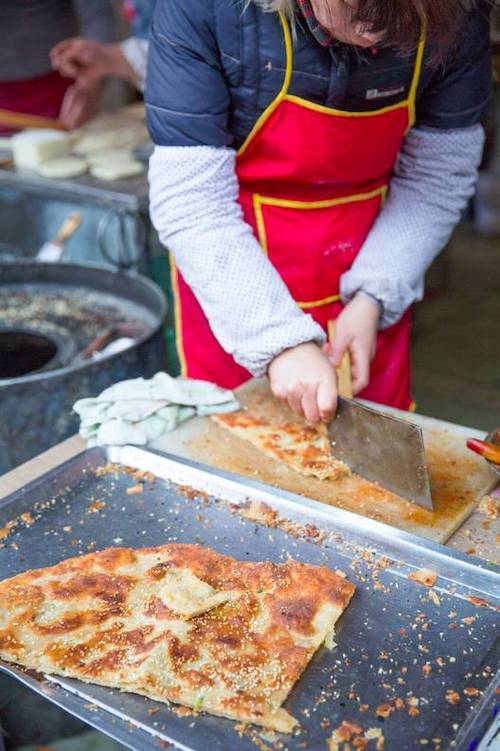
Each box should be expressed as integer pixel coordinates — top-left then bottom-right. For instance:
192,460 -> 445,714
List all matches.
301,382 -> 320,423
287,382 -> 305,417
51,39 -> 85,77
317,371 -> 338,422
328,330 -> 350,368
268,342 -> 339,422
350,339 -> 370,394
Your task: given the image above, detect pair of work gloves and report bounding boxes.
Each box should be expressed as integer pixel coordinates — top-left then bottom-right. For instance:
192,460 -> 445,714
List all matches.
74,372 -> 239,447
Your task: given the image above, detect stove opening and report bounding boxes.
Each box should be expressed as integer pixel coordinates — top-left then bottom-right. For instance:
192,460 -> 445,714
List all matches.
0,330 -> 58,378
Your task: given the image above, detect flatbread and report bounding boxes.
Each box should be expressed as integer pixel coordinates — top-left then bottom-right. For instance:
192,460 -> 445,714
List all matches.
36,157 -> 88,179
0,543 -> 354,732
212,412 -> 351,481
90,159 -> 144,181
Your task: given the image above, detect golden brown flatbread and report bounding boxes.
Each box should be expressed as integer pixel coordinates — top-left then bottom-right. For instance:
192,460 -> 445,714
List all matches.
212,412 -> 350,481
0,543 -> 354,732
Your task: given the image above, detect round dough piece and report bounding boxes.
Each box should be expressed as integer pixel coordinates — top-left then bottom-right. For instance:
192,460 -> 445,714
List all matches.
90,159 -> 144,181
87,149 -> 134,166
36,157 -> 88,179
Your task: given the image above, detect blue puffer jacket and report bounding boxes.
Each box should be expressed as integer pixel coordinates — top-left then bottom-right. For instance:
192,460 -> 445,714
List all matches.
146,0 -> 491,150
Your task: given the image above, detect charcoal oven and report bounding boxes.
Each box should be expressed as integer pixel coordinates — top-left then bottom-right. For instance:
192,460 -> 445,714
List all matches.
0,262 -> 167,473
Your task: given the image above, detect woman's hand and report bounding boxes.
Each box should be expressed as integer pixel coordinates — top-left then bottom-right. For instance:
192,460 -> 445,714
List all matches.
325,293 -> 381,394
59,80 -> 103,129
51,39 -> 135,87
268,342 -> 338,423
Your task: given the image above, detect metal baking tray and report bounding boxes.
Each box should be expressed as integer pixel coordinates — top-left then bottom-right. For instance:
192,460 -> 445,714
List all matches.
0,446 -> 498,751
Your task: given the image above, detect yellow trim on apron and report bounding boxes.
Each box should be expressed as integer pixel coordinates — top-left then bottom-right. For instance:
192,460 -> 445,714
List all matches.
238,13 -> 293,157
239,13 -> 426,155
169,255 -> 188,377
253,186 -> 388,309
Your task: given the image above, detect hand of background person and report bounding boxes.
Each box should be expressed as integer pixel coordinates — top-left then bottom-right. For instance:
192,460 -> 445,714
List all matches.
268,342 -> 338,423
324,293 -> 381,395
59,79 -> 103,130
51,38 -> 135,87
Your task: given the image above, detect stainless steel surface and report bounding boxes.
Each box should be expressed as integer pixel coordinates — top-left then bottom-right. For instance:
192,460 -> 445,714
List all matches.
0,446 -> 498,751
328,397 -> 434,509
0,165 -> 148,211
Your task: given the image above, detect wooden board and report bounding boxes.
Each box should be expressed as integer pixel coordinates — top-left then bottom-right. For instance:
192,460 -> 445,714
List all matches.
152,379 -> 497,543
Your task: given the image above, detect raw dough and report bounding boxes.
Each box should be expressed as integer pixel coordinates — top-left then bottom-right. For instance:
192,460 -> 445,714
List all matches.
87,149 -> 134,165
35,157 -> 88,179
90,159 -> 144,181
73,126 -> 148,155
11,129 -> 70,170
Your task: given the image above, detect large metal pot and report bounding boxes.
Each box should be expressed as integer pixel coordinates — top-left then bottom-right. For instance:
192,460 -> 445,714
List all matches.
0,262 -> 167,474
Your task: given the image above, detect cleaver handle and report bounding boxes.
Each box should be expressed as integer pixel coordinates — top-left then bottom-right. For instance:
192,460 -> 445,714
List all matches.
328,320 -> 353,399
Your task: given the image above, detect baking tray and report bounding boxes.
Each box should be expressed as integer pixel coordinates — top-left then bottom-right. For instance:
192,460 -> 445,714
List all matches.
0,446 -> 498,751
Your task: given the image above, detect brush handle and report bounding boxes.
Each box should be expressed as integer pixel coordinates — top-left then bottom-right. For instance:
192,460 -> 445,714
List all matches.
328,320 -> 353,399
53,213 -> 82,246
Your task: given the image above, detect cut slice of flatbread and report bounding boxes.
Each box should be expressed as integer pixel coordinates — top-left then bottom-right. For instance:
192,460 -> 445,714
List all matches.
0,543 -> 354,732
212,412 -> 350,481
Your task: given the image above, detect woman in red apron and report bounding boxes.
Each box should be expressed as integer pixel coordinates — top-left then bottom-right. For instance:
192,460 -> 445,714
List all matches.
147,0 -> 490,422
172,4 -> 422,414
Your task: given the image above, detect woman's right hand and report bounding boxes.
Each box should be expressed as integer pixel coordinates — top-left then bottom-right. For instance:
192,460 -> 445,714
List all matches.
268,342 -> 338,423
51,39 -> 134,87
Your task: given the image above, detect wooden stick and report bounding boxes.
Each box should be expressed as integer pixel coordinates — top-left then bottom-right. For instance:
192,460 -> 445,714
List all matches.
81,328 -> 118,360
328,320 -> 353,399
0,108 -> 69,132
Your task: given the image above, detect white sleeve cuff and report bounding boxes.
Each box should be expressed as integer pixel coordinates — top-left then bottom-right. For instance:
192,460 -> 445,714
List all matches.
120,37 -> 148,91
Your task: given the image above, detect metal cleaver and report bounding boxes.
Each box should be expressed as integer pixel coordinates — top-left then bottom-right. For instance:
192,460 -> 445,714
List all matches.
328,397 -> 434,510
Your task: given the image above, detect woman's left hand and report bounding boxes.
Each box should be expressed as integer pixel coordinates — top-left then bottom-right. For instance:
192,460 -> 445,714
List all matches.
59,80 -> 103,130
324,293 -> 381,395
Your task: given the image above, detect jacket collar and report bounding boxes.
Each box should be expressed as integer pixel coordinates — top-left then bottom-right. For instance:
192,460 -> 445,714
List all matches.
296,0 -> 334,46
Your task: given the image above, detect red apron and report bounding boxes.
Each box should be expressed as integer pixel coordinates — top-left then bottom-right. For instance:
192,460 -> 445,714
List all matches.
171,13 -> 425,409
0,71 -> 71,135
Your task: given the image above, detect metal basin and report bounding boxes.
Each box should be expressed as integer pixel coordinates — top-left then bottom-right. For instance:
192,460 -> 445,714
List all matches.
0,261 -> 167,474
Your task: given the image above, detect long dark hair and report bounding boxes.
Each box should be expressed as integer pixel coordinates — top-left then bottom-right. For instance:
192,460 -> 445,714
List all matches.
352,0 -> 467,53
257,1 -> 484,60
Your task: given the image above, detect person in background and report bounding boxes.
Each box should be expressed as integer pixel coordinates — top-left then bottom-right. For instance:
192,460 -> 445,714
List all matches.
146,0 -> 491,423
0,1 -> 117,131
51,0 -> 155,92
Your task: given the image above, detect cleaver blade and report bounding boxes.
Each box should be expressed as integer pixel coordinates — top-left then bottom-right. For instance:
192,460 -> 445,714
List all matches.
328,397 -> 434,510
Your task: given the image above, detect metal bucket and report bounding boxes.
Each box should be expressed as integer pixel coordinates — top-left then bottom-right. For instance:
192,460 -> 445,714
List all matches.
0,262 -> 167,474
